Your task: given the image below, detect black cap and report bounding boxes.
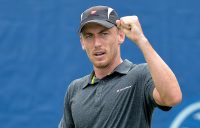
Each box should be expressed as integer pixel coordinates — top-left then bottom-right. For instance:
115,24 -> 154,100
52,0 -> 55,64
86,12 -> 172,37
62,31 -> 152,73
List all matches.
79,6 -> 119,33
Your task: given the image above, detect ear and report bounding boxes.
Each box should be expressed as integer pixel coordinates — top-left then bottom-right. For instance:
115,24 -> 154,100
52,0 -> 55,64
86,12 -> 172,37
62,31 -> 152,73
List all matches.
80,35 -> 85,50
82,45 -> 85,50
118,29 -> 125,45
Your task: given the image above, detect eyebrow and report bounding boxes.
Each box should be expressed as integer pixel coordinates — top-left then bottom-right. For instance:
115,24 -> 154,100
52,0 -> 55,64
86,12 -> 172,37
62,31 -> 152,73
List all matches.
99,28 -> 110,33
82,27 -> 110,35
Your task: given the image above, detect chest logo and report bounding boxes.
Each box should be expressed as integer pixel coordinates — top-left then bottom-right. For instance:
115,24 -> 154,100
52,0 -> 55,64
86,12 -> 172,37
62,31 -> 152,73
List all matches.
116,86 -> 132,93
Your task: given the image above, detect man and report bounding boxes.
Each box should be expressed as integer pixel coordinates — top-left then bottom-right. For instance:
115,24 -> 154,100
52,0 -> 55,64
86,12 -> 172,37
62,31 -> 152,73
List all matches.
59,5 -> 182,128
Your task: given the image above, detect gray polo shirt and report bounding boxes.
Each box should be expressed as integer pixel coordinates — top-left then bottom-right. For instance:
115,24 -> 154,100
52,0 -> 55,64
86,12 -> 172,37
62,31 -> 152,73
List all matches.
59,59 -> 170,128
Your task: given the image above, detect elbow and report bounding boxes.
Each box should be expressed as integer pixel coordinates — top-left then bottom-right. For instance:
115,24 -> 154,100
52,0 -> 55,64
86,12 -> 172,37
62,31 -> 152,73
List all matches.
165,82 -> 183,106
165,91 -> 182,107
171,93 -> 182,106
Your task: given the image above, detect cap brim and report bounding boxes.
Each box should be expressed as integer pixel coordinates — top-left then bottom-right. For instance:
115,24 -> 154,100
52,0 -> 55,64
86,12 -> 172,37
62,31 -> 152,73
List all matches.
79,20 -> 115,33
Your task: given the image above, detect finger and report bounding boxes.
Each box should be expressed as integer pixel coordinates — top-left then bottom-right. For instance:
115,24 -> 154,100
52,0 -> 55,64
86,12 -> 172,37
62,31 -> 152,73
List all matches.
120,20 -> 132,30
120,26 -> 131,34
116,20 -> 121,28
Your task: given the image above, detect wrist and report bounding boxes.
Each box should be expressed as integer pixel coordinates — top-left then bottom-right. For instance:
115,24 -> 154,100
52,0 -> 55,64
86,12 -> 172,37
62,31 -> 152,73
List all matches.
134,35 -> 148,47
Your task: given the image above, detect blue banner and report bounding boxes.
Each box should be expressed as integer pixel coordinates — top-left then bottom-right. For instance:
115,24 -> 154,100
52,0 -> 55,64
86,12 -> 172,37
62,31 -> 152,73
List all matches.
0,0 -> 199,127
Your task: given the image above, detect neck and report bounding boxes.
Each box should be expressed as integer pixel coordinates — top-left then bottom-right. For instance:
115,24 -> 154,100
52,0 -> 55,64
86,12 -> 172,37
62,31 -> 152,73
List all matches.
93,57 -> 123,79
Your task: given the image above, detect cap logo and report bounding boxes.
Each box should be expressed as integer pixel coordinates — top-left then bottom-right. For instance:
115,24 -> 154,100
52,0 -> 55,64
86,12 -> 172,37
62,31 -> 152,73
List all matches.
90,10 -> 97,15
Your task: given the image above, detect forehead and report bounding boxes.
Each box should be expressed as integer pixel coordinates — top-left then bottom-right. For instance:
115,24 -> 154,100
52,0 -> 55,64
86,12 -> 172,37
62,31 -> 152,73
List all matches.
81,23 -> 109,33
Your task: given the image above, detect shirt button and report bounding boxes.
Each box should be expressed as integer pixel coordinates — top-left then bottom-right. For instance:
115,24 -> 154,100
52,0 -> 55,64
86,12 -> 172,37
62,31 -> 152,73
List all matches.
100,80 -> 105,84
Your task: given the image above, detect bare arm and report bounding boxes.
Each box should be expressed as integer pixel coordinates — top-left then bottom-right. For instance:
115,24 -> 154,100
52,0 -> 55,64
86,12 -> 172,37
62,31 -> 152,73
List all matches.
116,16 -> 182,106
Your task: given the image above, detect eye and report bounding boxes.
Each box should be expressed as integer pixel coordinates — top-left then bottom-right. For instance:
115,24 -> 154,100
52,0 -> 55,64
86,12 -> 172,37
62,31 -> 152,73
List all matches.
101,32 -> 108,36
85,34 -> 93,39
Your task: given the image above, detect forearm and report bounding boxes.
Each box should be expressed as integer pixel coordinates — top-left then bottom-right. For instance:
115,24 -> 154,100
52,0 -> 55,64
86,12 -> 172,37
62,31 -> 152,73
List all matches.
117,16 -> 182,106
137,37 -> 182,106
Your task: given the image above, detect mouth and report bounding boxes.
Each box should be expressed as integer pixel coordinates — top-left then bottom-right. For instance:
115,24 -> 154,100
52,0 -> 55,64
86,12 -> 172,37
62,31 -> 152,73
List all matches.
93,51 -> 106,58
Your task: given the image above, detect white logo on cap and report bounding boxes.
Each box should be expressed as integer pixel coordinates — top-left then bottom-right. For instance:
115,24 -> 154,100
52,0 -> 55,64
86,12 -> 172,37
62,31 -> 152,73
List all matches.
107,8 -> 113,19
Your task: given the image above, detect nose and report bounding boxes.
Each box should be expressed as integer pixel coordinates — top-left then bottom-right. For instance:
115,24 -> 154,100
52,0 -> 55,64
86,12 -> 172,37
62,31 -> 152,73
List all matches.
93,36 -> 101,48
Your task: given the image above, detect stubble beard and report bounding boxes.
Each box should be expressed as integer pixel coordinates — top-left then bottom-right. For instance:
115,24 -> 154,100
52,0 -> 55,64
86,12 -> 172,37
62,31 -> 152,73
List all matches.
92,50 -> 118,70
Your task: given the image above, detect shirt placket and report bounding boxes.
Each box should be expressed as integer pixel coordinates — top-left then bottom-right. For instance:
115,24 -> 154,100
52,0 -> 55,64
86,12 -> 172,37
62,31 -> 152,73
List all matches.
94,80 -> 104,106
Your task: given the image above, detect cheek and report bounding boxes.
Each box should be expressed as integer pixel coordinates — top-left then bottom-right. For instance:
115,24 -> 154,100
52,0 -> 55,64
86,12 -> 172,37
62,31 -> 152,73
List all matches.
107,43 -> 117,56
83,43 -> 91,52
85,47 -> 93,58
85,48 -> 90,55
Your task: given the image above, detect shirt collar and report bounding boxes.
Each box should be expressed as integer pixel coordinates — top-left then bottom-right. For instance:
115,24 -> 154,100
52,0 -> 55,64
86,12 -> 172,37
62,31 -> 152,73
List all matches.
82,59 -> 134,89
113,59 -> 133,74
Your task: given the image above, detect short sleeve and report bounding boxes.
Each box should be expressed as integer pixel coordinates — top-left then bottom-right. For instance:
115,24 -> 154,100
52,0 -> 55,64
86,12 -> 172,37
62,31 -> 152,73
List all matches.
143,64 -> 171,111
58,84 -> 75,128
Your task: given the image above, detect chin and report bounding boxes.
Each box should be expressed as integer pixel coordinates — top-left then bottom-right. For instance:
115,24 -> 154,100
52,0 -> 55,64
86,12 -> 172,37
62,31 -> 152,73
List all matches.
93,60 -> 109,69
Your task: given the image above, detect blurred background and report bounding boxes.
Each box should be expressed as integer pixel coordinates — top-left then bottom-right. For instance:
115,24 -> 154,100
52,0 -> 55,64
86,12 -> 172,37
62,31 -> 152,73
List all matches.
0,0 -> 199,127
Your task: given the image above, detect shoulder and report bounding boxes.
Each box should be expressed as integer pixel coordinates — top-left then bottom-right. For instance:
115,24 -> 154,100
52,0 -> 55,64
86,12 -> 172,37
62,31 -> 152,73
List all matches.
63,75 -> 90,104
66,75 -> 90,98
125,62 -> 152,87
129,62 -> 150,75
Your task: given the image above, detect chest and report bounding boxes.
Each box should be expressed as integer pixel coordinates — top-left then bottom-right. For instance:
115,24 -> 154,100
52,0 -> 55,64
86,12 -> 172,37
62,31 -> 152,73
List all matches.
70,75 -> 145,127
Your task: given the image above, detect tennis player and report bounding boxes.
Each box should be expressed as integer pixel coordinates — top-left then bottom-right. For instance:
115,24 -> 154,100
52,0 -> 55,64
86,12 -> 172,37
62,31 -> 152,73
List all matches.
59,5 -> 182,128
